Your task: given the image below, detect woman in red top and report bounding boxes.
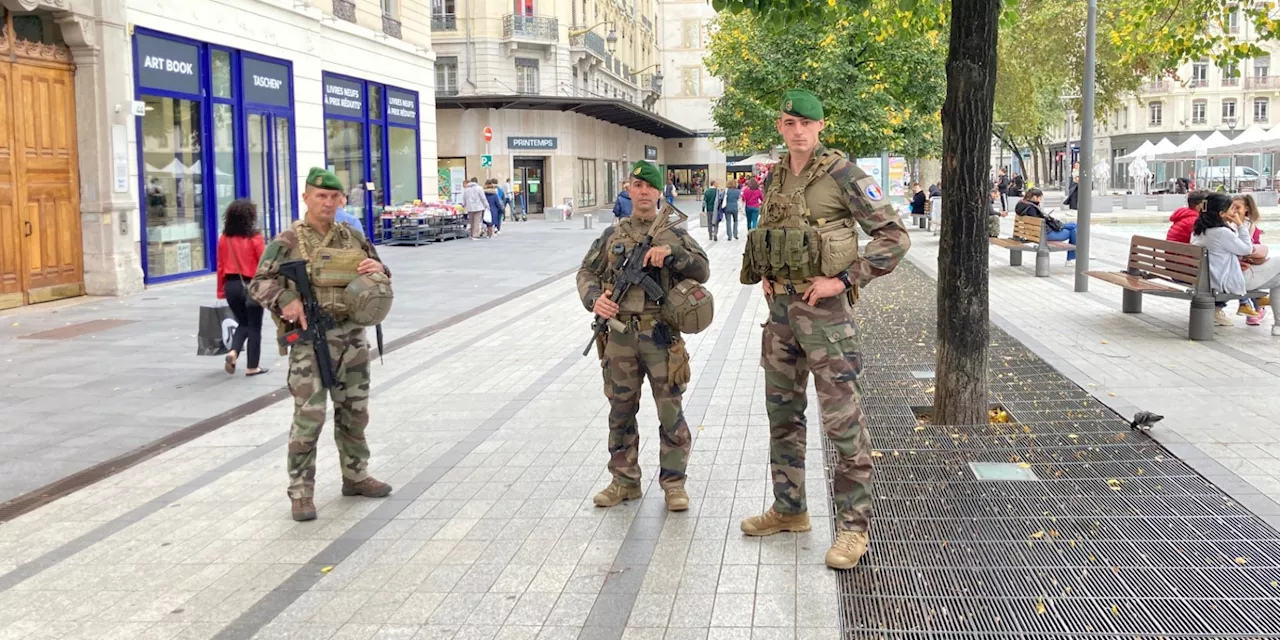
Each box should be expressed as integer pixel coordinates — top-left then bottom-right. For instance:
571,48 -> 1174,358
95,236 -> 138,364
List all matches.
741,177 -> 765,230
216,199 -> 267,376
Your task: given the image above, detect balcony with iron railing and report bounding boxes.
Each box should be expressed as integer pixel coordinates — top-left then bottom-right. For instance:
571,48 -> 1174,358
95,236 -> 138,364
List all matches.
332,0 -> 356,22
504,14 -> 559,42
1224,75 -> 1241,87
382,13 -> 402,39
641,73 -> 662,94
432,14 -> 457,31
1247,75 -> 1280,89
1188,78 -> 1208,88
569,28 -> 607,59
1142,80 -> 1171,94
436,86 -> 459,97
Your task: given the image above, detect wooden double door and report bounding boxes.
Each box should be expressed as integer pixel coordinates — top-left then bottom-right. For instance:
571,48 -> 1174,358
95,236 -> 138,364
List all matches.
0,45 -> 82,310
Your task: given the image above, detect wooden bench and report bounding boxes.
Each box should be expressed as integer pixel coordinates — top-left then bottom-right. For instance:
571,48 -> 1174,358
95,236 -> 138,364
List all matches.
1085,235 -> 1266,341
989,215 -> 1075,277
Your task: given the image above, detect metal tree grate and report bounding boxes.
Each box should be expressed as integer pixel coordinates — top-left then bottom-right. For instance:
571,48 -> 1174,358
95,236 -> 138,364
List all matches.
829,262 -> 1280,638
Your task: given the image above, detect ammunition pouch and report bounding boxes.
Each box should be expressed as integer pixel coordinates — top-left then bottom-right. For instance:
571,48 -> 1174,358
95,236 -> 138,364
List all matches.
668,336 -> 691,387
741,225 -> 822,284
815,218 -> 859,277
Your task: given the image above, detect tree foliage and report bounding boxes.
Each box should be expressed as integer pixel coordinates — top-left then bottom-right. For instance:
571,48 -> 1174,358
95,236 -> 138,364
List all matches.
705,2 -> 946,157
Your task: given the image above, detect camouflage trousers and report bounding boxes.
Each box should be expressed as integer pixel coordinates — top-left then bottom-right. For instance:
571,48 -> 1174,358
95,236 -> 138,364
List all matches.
285,322 -> 373,499
761,293 -> 873,532
601,322 -> 692,490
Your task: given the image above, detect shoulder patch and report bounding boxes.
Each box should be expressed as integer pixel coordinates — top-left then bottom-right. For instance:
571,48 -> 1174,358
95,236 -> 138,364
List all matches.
864,183 -> 884,201
275,229 -> 299,250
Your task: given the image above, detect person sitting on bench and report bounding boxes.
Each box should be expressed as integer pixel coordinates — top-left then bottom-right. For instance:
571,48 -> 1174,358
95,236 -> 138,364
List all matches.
1015,189 -> 1076,260
1191,192 -> 1280,334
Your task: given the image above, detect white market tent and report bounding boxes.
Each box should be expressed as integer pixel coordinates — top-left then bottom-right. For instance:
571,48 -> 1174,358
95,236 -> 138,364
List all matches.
1205,125 -> 1274,155
728,151 -> 779,167
1154,134 -> 1204,161
1150,138 -> 1180,159
1117,140 -> 1156,162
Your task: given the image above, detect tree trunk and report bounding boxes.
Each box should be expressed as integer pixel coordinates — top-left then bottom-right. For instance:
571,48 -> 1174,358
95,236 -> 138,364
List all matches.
935,0 -> 1000,426
994,131 -> 1026,177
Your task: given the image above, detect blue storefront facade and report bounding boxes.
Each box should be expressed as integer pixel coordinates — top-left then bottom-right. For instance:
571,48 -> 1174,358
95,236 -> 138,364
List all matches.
130,19 -> 432,285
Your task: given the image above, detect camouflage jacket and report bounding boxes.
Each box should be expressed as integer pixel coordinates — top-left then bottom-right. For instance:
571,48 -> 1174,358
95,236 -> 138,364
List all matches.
577,215 -> 710,315
248,219 -> 390,314
768,145 -> 911,287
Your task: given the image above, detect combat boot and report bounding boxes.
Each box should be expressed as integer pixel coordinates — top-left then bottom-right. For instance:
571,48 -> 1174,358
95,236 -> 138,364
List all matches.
663,486 -> 690,512
342,477 -> 393,498
593,481 -> 641,507
740,508 -> 811,536
291,498 -> 317,522
825,530 -> 869,570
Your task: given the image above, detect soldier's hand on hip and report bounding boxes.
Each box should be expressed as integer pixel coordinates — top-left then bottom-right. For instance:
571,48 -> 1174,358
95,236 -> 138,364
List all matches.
802,276 -> 846,306
593,290 -> 620,319
357,259 -> 384,276
281,299 -> 308,329
761,280 -> 772,301
642,245 -> 672,268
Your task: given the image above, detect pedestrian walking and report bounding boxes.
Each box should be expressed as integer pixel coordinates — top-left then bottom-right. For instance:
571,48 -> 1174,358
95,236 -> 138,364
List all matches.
462,177 -> 487,239
250,167 -> 396,521
742,177 -> 764,230
578,161 -> 712,512
216,199 -> 267,377
702,180 -> 722,241
738,89 -> 910,570
722,182 -> 742,240
612,182 -> 633,219
484,179 -> 503,237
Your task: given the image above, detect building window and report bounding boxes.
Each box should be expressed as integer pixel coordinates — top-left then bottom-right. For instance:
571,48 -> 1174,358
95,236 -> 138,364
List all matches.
322,73 -> 423,230
432,0 -> 456,30
680,19 -> 701,48
679,67 -> 701,97
1256,56 -> 1271,78
515,0 -> 534,16
604,160 -> 620,203
578,158 -> 597,208
1191,60 -> 1208,87
436,57 -> 458,96
1149,101 -> 1163,126
1192,100 -> 1207,124
516,58 -> 539,94
382,0 -> 397,17
1229,9 -> 1240,34
134,31 -> 296,283
1223,60 -> 1241,86
1223,99 -> 1237,122
1255,98 -> 1269,123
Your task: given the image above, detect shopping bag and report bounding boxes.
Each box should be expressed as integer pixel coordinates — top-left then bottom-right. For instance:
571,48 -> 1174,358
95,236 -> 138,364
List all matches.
197,304 -> 237,356
483,209 -> 493,225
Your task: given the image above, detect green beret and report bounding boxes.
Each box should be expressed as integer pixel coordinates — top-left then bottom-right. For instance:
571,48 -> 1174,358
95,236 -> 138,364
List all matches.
305,167 -> 344,192
629,161 -> 664,190
780,89 -> 824,121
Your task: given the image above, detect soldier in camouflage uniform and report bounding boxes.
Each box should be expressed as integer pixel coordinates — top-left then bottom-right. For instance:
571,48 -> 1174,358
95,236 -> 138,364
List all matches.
738,90 -> 911,569
250,167 -> 394,522
578,161 -> 711,512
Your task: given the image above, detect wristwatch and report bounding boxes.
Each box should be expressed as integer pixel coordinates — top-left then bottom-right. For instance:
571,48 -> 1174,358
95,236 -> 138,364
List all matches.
836,271 -> 854,291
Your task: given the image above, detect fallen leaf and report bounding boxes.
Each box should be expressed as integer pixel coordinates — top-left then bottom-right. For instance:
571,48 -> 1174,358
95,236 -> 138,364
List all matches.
1108,392 -> 1117,397
1100,340 -> 1109,344
1017,463 -> 1031,469
1270,580 -> 1279,588
320,566 -> 334,573
1068,434 -> 1078,439
871,451 -> 883,458
1235,557 -> 1249,565
1034,598 -> 1046,615
1110,604 -> 1119,616
1029,530 -> 1046,540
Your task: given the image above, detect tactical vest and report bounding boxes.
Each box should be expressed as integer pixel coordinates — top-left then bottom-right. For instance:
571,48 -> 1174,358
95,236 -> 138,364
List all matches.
740,149 -> 859,285
599,221 -> 669,316
295,221 -> 367,320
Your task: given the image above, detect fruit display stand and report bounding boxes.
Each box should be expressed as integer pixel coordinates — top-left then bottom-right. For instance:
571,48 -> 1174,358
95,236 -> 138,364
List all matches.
379,201 -> 469,245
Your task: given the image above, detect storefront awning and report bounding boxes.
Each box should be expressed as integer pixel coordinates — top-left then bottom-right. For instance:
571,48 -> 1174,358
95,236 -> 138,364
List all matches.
435,95 -> 695,139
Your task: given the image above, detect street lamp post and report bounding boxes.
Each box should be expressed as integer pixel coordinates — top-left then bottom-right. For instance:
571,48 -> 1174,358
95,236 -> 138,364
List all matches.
1074,0 -> 1097,293
1225,115 -> 1239,192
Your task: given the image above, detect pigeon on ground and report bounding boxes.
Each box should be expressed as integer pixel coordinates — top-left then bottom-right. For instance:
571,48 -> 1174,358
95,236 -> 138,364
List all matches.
1129,411 -> 1164,432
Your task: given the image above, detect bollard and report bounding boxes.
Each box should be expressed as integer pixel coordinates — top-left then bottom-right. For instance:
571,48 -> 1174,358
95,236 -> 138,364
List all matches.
1188,293 -> 1216,341
583,215 -> 595,230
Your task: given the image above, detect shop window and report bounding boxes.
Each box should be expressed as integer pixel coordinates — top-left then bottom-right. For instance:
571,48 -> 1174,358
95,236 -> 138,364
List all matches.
322,72 -> 422,230
439,157 -> 467,201
142,96 -> 207,278
212,104 -> 238,230
212,50 -> 232,98
605,160 -> 619,203
578,158 -> 597,208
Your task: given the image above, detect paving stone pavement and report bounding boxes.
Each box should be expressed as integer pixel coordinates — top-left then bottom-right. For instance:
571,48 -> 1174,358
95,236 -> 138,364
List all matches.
0,200 -> 702,505
908,218 -> 1280,509
0,229 -> 846,640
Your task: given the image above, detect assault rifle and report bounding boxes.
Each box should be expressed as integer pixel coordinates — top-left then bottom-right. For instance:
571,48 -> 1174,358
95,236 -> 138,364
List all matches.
581,204 -> 689,357
277,260 -> 339,389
